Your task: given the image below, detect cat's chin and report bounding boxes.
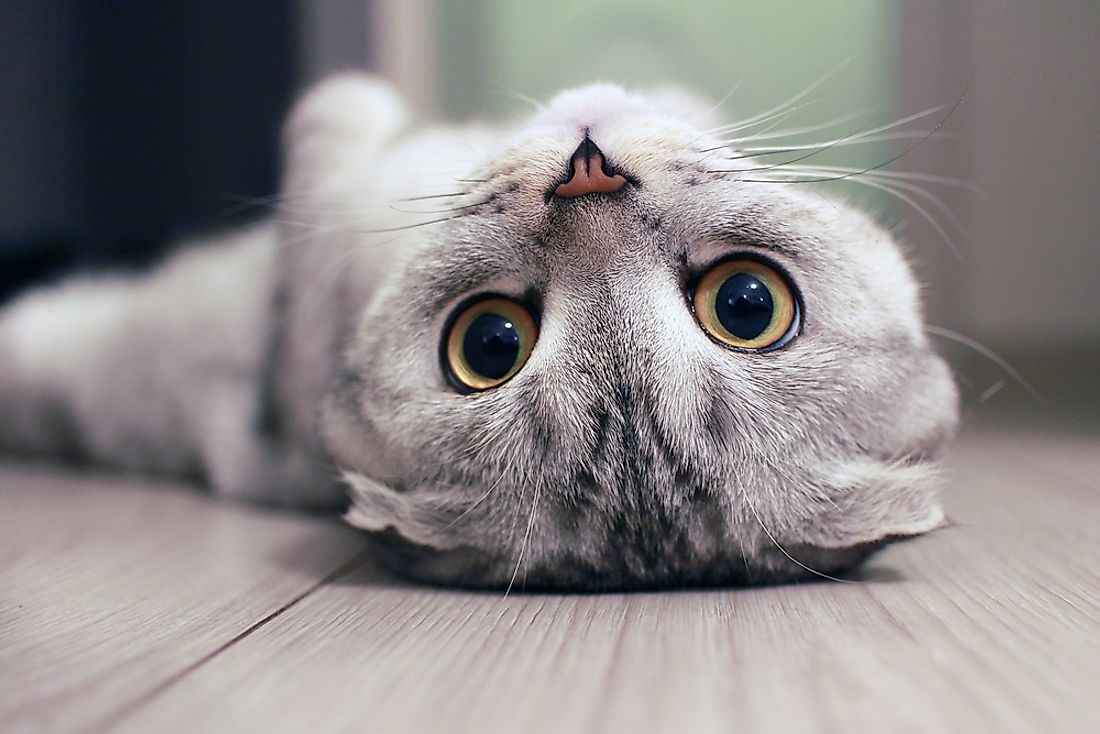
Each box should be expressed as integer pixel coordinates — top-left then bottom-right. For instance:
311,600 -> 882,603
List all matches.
340,464 -> 947,591
342,475 -> 938,591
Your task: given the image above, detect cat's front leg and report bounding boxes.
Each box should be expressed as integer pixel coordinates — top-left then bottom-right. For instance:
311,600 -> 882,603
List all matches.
192,381 -> 344,509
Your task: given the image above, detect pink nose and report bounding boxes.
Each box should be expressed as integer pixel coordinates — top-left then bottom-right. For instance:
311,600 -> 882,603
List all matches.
553,137 -> 628,198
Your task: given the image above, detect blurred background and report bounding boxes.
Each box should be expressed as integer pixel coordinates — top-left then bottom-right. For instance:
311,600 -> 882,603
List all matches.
1,0 -> 1097,432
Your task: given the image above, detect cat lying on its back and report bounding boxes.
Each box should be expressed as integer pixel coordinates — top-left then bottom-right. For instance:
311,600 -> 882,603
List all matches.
0,75 -> 958,589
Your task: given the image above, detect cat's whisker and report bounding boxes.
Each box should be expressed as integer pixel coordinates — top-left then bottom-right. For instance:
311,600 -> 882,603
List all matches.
738,483 -> 856,584
694,117 -> 891,164
769,166 -> 968,258
701,103 -> 810,138
273,201 -> 465,249
277,220 -> 416,251
689,100 -> 833,153
505,473 -> 543,597
925,325 -> 1043,403
978,380 -> 1005,403
778,163 -> 978,191
719,108 -> 877,144
690,101 -> 825,152
710,59 -> 851,134
694,74 -> 746,123
270,218 -> 329,231
738,130 -> 953,152
866,181 -> 965,258
695,128 -> 929,161
701,76 -> 859,150
441,466 -> 511,532
454,416 -> 518,462
706,98 -> 963,182
388,199 -> 491,216
704,107 -> 875,154
735,515 -> 754,583
698,129 -> 949,171
749,103 -> 949,148
275,213 -> 387,248
809,167 -> 973,237
696,146 -> 800,160
722,122 -> 884,176
757,447 -> 842,512
728,103 -> 814,140
357,211 -> 480,235
397,191 -> 472,202
487,84 -> 546,112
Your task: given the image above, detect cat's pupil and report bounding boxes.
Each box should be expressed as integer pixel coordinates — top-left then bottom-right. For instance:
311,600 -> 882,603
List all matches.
463,313 -> 521,379
715,273 -> 774,340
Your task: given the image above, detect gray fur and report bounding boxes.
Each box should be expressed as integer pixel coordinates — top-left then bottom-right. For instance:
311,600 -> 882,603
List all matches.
0,75 -> 958,589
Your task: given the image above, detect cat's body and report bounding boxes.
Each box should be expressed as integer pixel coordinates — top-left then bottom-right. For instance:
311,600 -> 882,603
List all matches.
0,75 -> 959,589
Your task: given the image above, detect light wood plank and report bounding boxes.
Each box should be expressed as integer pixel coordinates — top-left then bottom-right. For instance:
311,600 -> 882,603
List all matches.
0,464 -> 365,733
111,433 -> 1100,734
972,429 -> 1100,495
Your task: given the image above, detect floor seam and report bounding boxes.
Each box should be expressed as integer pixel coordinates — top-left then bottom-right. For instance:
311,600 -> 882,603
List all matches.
83,547 -> 372,734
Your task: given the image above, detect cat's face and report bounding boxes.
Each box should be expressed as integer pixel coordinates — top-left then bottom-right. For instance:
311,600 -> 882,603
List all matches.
312,79 -> 959,589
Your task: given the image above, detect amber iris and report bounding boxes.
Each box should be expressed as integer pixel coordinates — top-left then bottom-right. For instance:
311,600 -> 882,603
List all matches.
693,259 -> 797,350
445,297 -> 538,391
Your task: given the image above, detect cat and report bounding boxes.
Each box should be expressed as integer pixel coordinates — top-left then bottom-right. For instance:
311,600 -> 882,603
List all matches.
0,74 -> 959,590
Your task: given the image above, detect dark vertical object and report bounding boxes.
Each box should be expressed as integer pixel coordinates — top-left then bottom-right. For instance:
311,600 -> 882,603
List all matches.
0,1 -> 296,302
79,1 -> 296,252
0,1 -> 89,297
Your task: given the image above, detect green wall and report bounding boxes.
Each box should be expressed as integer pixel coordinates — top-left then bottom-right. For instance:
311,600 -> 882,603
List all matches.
437,0 -> 900,172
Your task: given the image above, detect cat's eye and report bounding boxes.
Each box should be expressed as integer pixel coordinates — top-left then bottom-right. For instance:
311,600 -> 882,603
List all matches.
444,297 -> 538,391
692,258 -> 798,351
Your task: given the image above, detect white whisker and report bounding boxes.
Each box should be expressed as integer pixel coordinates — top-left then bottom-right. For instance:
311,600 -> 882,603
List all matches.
505,473 -> 542,596
712,59 -> 851,132
769,166 -> 967,258
925,326 -> 1043,402
738,483 -> 854,584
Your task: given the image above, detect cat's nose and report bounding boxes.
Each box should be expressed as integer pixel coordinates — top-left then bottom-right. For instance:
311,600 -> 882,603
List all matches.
553,136 -> 628,198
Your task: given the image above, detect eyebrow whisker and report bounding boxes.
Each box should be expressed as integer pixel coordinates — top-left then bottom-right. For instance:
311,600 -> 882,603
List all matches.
397,191 -> 472,202
357,211 -> 479,235
388,199 -> 492,215
704,59 -> 851,135
777,166 -> 968,259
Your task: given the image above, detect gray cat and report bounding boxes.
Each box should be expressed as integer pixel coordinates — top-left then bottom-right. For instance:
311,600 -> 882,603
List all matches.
0,75 -> 959,589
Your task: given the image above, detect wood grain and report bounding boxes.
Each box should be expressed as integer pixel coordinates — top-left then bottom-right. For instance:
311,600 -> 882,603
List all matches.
0,465 -> 365,733
2,431 -> 1097,733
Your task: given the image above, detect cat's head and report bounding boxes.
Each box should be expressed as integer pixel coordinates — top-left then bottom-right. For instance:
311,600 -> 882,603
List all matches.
298,75 -> 959,590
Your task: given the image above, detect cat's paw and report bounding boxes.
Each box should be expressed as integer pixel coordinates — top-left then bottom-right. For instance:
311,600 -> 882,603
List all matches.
284,72 -> 409,163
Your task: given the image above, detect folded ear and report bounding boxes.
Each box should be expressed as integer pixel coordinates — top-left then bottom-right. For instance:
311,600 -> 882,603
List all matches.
786,457 -> 947,549
342,470 -> 467,551
283,72 -> 409,175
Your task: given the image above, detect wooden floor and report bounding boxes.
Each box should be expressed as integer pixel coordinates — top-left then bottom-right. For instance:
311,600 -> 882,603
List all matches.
1,428 -> 1097,734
